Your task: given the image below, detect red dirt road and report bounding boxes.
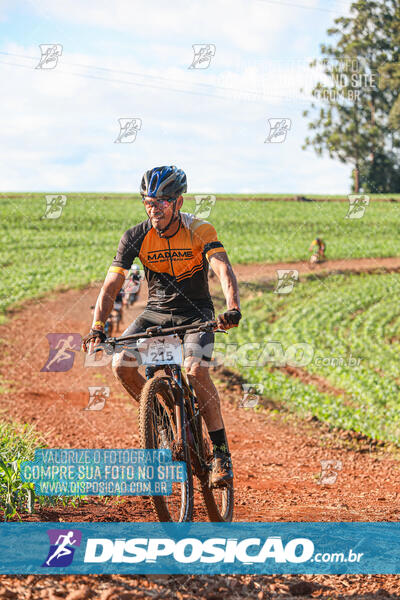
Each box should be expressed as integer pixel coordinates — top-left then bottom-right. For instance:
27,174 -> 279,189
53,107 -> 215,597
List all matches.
1,261 -> 400,598
232,256 -> 400,282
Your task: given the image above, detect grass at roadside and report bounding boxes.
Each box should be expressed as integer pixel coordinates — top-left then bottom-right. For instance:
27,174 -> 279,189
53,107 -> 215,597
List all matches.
1,193 -> 400,318
223,272 -> 400,444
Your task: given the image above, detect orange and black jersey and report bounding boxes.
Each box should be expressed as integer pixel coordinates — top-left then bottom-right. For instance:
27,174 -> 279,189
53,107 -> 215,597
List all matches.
109,212 -> 226,314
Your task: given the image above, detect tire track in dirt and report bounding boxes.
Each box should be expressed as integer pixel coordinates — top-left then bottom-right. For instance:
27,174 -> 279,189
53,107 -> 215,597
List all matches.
1,260 -> 400,597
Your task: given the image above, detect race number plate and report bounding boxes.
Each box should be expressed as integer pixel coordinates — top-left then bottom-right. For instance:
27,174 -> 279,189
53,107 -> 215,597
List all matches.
137,334 -> 183,366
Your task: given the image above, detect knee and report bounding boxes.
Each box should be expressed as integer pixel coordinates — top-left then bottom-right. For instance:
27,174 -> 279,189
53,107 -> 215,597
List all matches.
111,359 -> 125,381
185,360 -> 210,382
111,353 -> 134,381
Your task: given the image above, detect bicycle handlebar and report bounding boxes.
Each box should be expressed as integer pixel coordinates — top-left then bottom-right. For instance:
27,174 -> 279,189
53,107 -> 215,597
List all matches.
93,319 -> 225,354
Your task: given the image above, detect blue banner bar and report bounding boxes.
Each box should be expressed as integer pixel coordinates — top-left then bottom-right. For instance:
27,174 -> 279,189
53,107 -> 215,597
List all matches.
0,523 -> 399,574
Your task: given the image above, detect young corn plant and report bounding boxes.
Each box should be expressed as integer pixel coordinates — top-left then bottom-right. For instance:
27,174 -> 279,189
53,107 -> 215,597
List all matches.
0,454 -> 35,520
0,420 -> 44,520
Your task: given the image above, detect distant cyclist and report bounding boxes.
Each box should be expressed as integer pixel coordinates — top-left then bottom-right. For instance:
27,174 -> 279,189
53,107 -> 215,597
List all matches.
111,290 -> 124,332
83,165 -> 241,487
123,265 -> 142,307
309,236 -> 326,262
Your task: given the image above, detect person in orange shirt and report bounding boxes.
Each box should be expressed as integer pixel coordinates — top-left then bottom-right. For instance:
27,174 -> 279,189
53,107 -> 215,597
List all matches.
83,166 -> 241,487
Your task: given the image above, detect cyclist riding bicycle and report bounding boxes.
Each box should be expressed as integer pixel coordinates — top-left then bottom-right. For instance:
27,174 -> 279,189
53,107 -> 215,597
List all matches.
114,290 -> 124,311
123,264 -> 142,307
129,264 -> 141,284
108,290 -> 124,333
83,165 -> 241,487
309,236 -> 326,261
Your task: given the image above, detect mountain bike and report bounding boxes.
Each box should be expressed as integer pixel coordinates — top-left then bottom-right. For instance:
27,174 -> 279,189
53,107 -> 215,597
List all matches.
309,251 -> 326,267
97,320 -> 234,522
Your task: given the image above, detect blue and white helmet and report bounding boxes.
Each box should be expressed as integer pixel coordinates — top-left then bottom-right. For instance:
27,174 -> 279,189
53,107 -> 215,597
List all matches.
140,165 -> 187,199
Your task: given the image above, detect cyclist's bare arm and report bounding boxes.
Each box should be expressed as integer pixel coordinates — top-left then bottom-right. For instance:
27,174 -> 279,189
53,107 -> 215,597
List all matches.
85,271 -> 125,353
93,271 -> 125,325
208,252 -> 240,328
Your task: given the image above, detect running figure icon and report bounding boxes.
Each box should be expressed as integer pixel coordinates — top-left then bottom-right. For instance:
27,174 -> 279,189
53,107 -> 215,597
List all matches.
45,531 -> 77,566
40,333 -> 81,373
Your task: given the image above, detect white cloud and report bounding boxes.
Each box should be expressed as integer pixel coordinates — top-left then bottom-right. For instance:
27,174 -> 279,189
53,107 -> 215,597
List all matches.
0,46 -> 351,193
28,0 -> 316,53
0,0 -> 355,193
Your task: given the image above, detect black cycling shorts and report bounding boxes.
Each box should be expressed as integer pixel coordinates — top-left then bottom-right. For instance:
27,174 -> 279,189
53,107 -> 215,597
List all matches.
112,308 -> 215,367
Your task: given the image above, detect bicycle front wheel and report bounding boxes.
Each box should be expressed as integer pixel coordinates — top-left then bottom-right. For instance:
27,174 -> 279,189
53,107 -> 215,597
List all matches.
139,376 -> 193,522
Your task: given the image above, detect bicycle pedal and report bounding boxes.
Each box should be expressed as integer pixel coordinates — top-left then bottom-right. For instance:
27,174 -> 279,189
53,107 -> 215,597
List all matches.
209,477 -> 232,490
171,441 -> 185,462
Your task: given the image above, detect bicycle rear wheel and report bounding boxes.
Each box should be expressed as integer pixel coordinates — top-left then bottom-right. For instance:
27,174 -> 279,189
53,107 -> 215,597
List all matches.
139,376 -> 193,522
198,416 -> 234,522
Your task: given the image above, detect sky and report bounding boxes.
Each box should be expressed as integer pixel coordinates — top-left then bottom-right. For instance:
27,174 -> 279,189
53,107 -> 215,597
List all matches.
0,0 -> 354,193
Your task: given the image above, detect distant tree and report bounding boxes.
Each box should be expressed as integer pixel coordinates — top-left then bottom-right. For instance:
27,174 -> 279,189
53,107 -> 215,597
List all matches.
378,2 -> 400,129
358,150 -> 400,193
302,0 -> 400,193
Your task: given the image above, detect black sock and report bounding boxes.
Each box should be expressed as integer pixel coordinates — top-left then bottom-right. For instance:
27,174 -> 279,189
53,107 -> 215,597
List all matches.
209,428 -> 229,454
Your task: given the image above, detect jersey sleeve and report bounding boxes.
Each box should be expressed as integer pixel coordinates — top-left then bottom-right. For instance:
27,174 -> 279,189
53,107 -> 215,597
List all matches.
109,226 -> 144,276
194,221 -> 226,261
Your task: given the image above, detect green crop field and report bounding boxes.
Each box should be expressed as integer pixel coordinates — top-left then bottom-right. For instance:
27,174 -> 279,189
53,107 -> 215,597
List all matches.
1,193 -> 400,517
225,272 -> 400,444
1,193 -> 400,319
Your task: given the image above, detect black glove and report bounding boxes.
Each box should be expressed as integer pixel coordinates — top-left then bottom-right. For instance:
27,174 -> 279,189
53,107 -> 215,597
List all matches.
82,328 -> 106,352
220,308 -> 242,326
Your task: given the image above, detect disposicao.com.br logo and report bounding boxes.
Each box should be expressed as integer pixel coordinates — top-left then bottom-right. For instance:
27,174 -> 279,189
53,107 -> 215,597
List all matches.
82,536 -> 362,565
33,526 -> 366,574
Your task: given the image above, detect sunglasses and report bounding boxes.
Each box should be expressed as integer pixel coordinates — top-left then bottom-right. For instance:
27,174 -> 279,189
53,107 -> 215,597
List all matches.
142,197 -> 175,210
